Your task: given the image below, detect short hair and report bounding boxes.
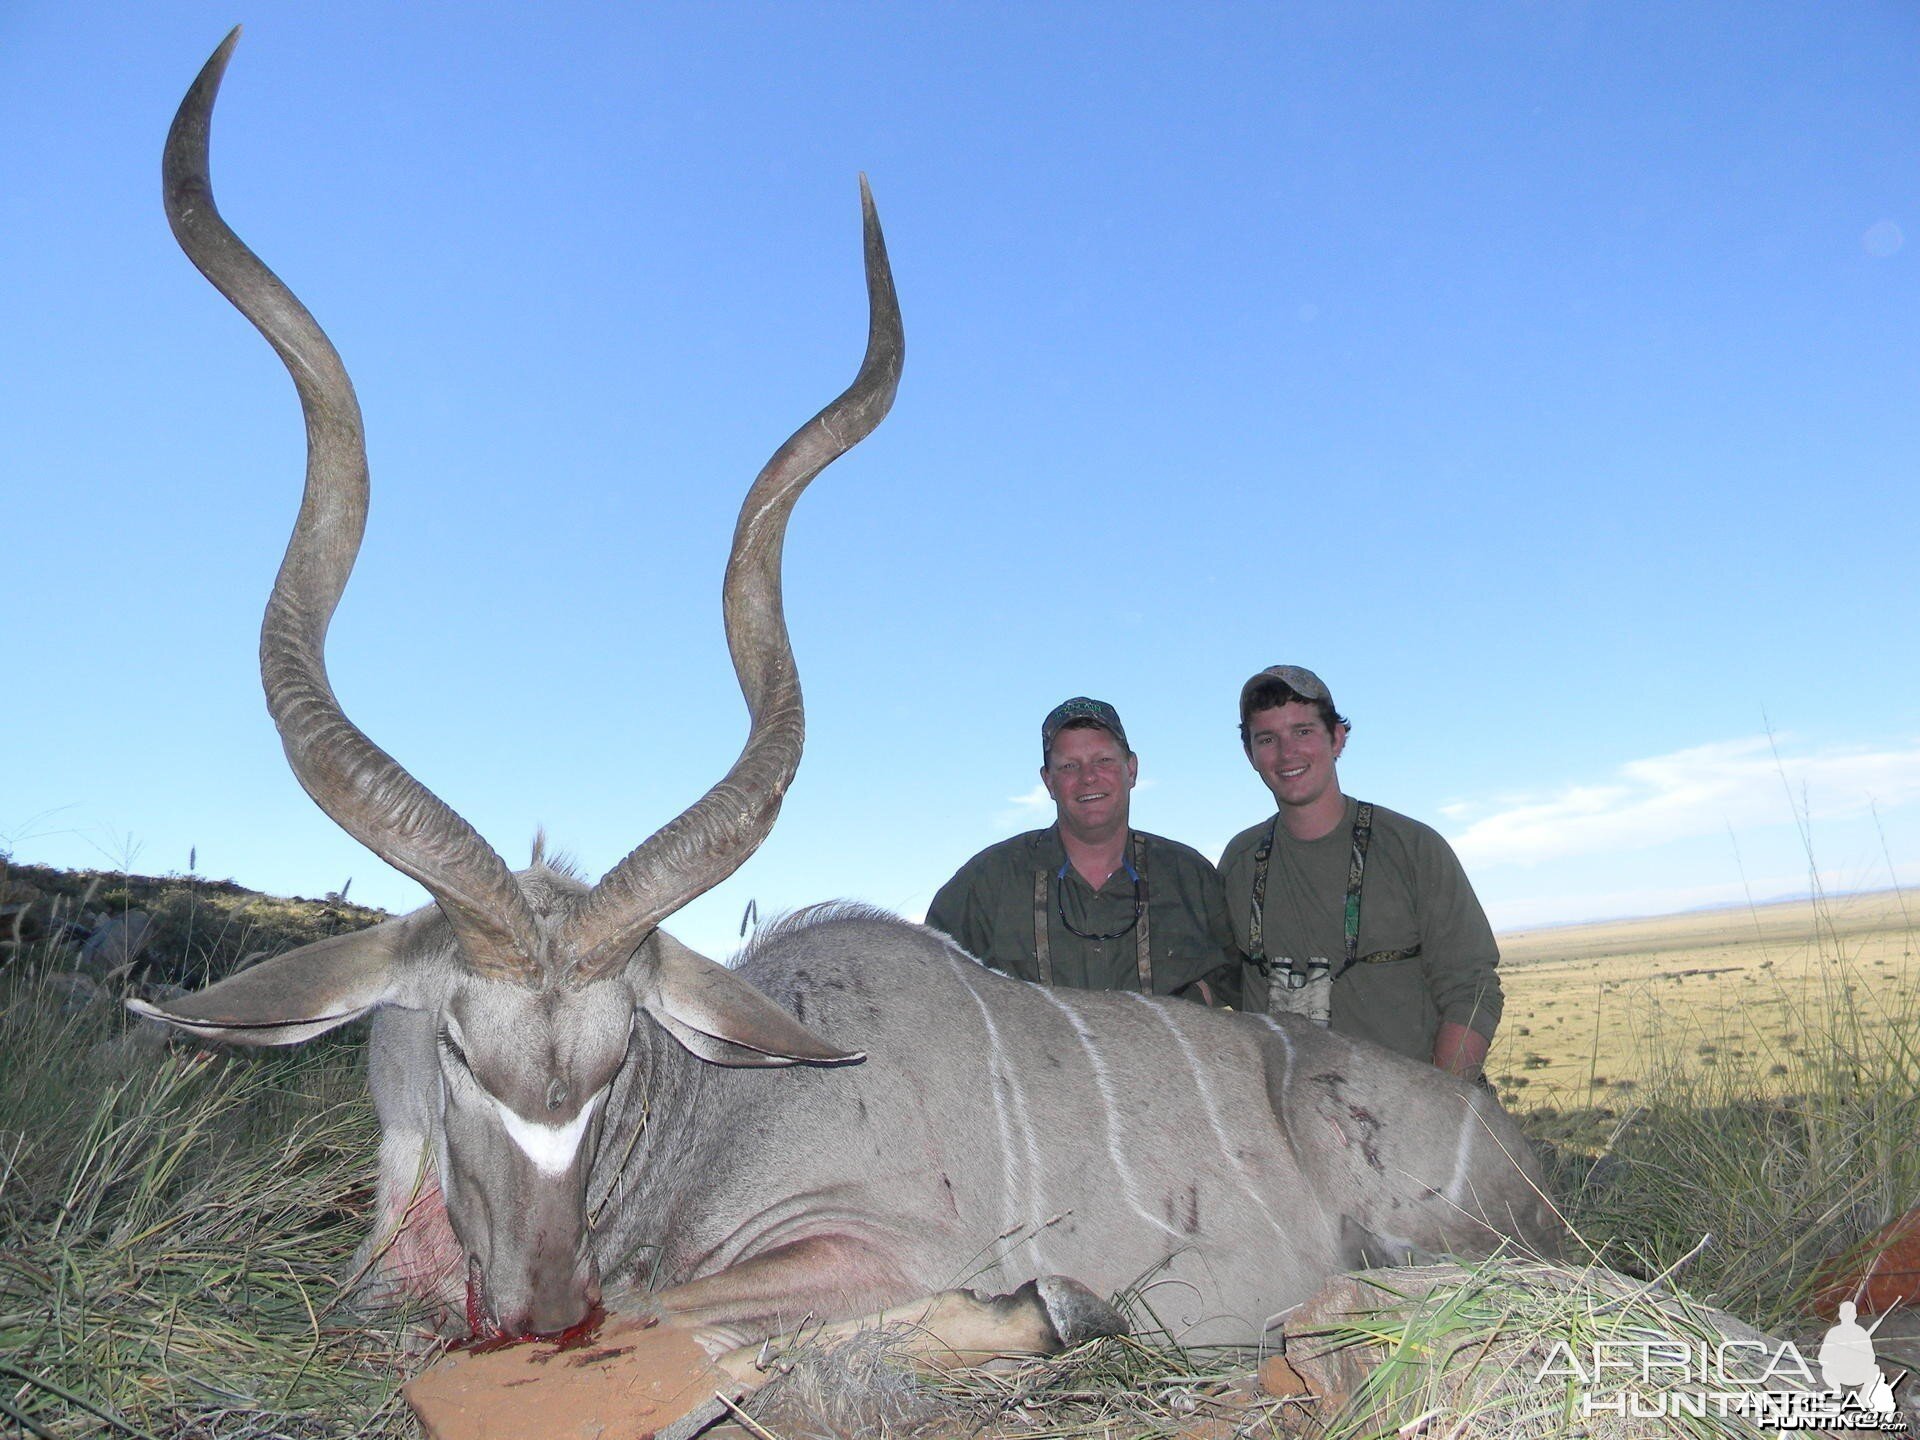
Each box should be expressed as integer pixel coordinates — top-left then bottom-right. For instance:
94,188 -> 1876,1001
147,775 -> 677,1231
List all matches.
1045,716 -> 1131,767
1238,679 -> 1350,749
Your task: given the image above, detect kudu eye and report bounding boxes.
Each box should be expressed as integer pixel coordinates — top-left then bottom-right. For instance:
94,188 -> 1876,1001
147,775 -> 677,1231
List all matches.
438,1027 -> 471,1073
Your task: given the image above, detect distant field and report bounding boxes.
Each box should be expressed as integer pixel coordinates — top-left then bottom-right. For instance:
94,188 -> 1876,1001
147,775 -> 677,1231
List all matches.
1486,888 -> 1919,1107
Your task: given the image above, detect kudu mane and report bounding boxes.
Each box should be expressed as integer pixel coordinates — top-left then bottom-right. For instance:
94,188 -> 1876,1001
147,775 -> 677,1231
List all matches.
736,902 -> 914,965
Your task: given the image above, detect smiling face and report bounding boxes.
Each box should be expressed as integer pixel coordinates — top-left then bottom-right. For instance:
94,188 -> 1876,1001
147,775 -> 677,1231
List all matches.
1042,723 -> 1138,844
1245,700 -> 1348,833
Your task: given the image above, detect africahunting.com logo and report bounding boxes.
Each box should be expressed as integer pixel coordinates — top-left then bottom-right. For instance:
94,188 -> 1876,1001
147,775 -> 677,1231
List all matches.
1536,1302 -> 1907,1430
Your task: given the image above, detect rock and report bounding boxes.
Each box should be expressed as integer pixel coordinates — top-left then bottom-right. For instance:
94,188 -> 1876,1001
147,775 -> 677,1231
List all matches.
77,911 -> 156,980
40,970 -> 103,1011
1815,1208 -> 1920,1315
404,1317 -> 738,1440
1256,1353 -> 1310,1398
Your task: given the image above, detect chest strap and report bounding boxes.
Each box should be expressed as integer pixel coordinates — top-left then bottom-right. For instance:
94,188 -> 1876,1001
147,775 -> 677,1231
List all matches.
1032,832 -> 1152,990
1247,802 -> 1420,980
1134,835 -> 1153,991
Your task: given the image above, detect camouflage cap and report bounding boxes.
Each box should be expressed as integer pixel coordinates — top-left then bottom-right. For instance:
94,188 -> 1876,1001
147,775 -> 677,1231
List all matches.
1041,697 -> 1130,760
1238,665 -> 1334,721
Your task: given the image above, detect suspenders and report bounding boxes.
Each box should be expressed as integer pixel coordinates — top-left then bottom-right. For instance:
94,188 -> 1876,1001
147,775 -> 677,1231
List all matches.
1134,839 -> 1153,990
1246,801 -> 1421,986
1032,831 -> 1152,991
1032,869 -> 1050,983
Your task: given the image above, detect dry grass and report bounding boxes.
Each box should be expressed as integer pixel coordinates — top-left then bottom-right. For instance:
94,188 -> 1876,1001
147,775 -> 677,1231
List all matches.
748,1322 -> 1301,1439
0,972 -> 419,1439
1489,887 -> 1918,1107
1300,1258 -> 1799,1440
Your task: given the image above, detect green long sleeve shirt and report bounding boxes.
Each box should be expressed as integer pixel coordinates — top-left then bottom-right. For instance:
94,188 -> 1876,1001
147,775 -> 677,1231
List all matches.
1219,796 -> 1503,1063
926,826 -> 1242,997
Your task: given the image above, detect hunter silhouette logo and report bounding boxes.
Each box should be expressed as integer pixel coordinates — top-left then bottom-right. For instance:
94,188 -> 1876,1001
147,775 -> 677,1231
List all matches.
1537,1300 -> 1909,1430
1817,1302 -> 1901,1422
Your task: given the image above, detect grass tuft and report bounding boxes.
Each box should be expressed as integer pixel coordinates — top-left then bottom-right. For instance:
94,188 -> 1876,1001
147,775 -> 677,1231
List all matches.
0,969 -> 418,1439
1304,1258 -> 1794,1439
1529,941 -> 1920,1332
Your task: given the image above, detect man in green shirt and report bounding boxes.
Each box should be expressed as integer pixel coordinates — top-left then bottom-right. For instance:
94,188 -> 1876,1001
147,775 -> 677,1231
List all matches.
926,698 -> 1241,1001
1220,666 -> 1502,1077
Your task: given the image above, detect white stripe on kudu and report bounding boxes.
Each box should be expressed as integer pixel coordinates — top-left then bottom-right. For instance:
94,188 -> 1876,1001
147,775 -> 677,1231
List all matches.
493,1090 -> 603,1177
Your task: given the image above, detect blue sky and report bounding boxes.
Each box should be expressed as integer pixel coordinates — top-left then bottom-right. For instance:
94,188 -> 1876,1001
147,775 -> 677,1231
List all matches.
5,2 -> 1916,961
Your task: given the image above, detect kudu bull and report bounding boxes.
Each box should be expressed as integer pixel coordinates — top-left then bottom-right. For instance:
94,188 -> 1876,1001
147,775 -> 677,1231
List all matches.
137,32 -> 1558,1360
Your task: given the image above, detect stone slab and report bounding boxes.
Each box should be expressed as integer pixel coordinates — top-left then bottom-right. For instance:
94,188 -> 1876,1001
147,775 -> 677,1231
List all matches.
405,1318 -> 734,1440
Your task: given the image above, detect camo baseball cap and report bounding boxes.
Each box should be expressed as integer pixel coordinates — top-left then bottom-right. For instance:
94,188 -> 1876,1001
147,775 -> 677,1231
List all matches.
1238,665 -> 1335,721
1041,697 -> 1130,760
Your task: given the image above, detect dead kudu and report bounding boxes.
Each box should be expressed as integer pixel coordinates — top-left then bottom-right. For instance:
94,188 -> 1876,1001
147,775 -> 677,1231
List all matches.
137,33 -> 1559,1368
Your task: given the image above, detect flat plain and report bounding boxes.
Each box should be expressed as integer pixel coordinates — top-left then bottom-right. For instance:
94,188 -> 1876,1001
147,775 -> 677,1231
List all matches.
1485,887 -> 1919,1107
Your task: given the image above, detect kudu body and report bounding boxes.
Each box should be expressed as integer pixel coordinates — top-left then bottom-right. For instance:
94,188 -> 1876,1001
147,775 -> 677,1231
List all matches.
138,33 -> 1558,1356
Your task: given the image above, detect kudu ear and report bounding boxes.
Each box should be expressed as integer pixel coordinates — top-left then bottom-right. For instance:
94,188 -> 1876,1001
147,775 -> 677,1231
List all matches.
126,922 -> 404,1046
637,930 -> 863,1068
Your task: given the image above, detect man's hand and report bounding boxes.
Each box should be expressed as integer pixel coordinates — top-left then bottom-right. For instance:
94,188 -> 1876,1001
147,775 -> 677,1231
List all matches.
1432,1021 -> 1489,1080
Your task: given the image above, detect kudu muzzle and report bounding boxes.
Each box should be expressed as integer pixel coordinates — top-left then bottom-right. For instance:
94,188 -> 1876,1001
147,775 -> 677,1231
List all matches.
445,1102 -> 605,1337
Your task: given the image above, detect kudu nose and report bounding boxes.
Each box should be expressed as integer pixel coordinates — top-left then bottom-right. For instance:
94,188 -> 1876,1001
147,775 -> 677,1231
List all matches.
489,1284 -> 586,1339
518,1295 -> 588,1338
502,1248 -> 600,1338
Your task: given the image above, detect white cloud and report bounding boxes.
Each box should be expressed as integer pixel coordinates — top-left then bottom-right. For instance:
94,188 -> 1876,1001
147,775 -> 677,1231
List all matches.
1007,782 -> 1052,814
995,776 -> 1156,828
1447,735 -> 1920,870
990,782 -> 1054,832
1482,861 -> 1920,932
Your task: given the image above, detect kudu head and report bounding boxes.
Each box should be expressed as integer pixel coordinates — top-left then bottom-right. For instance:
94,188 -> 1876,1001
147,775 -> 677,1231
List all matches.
129,31 -> 902,1339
